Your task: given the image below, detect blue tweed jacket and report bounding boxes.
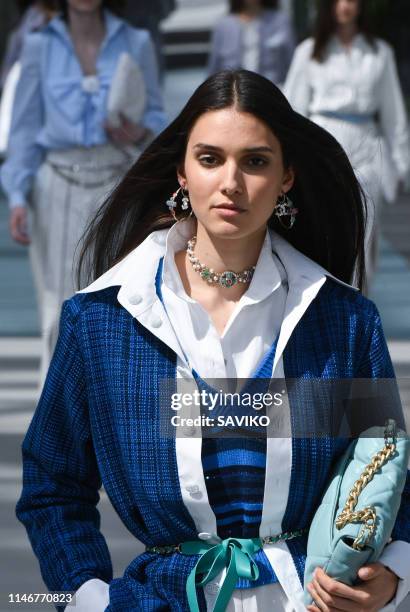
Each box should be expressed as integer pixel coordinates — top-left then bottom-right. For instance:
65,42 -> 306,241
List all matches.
16,278 -> 410,611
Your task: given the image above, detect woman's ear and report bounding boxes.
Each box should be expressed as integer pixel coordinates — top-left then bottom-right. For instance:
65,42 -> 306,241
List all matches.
177,164 -> 186,189
282,166 -> 295,193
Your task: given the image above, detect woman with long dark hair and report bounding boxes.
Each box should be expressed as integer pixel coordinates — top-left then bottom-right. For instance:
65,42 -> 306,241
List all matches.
284,0 -> 410,290
208,0 -> 295,86
16,70 -> 410,611
1,0 -> 167,385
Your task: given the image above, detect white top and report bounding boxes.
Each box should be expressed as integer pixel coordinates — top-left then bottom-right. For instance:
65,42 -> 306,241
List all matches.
161,220 -> 287,379
70,220 -> 410,611
284,35 -> 410,203
241,18 -> 261,73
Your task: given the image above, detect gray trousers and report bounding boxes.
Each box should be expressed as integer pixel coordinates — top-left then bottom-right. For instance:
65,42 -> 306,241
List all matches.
29,144 -> 133,387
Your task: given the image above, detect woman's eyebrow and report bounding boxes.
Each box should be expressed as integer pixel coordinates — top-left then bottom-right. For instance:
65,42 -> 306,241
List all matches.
193,143 -> 274,153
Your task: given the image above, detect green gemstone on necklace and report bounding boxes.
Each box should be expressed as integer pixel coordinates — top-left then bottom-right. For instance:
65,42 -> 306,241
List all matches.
200,267 -> 212,280
219,271 -> 237,288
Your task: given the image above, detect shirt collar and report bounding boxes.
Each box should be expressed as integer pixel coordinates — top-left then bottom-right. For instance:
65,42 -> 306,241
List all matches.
268,229 -> 358,291
162,219 -> 283,304
79,224 -> 358,311
162,218 -> 196,302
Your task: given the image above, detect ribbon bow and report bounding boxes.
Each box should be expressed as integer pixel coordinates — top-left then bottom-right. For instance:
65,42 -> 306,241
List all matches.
49,74 -> 112,123
180,537 -> 262,612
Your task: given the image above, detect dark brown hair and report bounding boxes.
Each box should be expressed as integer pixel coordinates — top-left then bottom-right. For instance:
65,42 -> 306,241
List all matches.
78,70 -> 367,291
229,0 -> 279,12
313,0 -> 375,61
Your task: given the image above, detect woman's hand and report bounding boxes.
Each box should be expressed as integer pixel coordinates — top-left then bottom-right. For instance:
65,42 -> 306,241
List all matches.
105,113 -> 151,146
10,206 -> 30,245
306,564 -> 399,611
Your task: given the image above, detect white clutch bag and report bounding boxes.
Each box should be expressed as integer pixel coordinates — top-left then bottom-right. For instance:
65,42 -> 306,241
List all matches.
0,61 -> 21,155
106,53 -> 146,128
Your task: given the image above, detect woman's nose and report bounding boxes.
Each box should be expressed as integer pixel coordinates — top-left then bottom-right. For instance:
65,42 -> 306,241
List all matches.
220,163 -> 244,196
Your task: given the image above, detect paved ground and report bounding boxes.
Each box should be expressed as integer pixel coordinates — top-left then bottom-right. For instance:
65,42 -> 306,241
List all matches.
0,61 -> 410,610
161,0 -> 228,32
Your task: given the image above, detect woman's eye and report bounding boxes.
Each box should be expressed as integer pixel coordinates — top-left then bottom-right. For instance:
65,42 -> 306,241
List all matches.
197,155 -> 268,168
198,155 -> 218,166
246,157 -> 268,167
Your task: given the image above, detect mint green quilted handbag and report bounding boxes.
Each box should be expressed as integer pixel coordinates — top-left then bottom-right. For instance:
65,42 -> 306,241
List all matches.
304,420 -> 410,606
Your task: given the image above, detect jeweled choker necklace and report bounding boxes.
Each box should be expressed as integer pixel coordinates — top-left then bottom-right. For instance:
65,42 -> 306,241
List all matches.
186,236 -> 256,288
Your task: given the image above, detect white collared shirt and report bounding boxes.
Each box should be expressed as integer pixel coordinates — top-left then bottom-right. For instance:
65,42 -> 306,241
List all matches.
161,219 -> 287,380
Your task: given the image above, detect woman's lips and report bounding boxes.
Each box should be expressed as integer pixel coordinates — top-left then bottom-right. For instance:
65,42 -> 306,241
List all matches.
213,204 -> 245,216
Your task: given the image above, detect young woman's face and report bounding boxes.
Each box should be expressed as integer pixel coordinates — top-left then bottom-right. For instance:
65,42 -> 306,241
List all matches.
242,0 -> 263,11
67,0 -> 102,13
178,107 -> 294,241
334,0 -> 361,26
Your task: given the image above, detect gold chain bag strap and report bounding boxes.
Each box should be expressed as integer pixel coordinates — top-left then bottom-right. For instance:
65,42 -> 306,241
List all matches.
335,419 -> 397,550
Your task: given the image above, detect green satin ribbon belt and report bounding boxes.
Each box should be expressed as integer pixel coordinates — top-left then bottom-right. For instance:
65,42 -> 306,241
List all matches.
145,528 -> 308,612
180,537 -> 262,612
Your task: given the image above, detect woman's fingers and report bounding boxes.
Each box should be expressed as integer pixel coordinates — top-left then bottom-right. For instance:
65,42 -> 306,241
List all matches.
118,114 -> 148,143
9,207 -> 30,245
313,568 -> 367,603
105,123 -> 125,144
105,117 -> 146,145
307,579 -> 359,611
307,564 -> 398,612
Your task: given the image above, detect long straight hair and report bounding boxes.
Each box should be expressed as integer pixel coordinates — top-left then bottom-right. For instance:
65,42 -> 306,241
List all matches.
313,0 -> 375,61
229,0 -> 279,12
78,70 -> 367,290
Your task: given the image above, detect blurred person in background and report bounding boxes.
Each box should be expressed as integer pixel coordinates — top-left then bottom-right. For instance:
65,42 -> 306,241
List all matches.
1,0 -> 57,88
122,0 -> 176,80
0,1 -> 57,157
208,0 -> 295,87
0,0 -> 167,385
284,0 -> 410,291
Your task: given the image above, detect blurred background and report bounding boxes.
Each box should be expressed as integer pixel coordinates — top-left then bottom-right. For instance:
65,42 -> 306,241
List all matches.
0,0 -> 409,610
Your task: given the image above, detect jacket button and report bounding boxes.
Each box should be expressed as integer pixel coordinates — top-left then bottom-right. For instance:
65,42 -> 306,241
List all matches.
186,485 -> 200,494
129,293 -> 142,305
150,316 -> 162,328
198,532 -> 213,540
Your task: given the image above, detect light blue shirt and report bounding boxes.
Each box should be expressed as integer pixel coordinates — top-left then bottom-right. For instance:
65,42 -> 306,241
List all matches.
1,11 -> 168,208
